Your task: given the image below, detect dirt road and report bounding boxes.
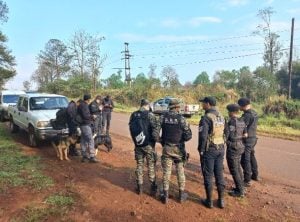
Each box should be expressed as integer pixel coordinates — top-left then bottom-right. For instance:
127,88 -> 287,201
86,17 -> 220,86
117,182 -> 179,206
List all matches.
1,114 -> 300,221
112,112 -> 300,186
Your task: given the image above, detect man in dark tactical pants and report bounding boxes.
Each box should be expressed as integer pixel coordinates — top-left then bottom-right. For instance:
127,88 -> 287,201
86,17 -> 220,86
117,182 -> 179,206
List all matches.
225,104 -> 248,198
238,98 -> 259,187
102,95 -> 114,135
89,95 -> 103,136
66,99 -> 81,156
129,99 -> 159,196
198,97 -> 226,209
157,99 -> 192,204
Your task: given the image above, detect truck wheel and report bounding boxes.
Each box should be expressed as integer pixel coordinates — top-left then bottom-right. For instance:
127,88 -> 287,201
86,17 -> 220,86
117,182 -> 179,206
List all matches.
28,126 -> 39,147
9,118 -> 19,133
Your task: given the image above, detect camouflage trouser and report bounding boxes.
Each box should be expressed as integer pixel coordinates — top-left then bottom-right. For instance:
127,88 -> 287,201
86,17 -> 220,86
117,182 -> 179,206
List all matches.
161,144 -> 185,191
135,145 -> 157,185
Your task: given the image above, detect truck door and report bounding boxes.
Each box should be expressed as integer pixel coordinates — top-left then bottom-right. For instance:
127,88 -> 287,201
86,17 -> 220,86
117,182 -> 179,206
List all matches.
17,97 -> 29,129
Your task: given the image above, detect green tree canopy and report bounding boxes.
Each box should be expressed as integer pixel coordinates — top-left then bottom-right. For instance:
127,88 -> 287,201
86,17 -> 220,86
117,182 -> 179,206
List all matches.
0,1 -> 16,89
193,71 -> 210,85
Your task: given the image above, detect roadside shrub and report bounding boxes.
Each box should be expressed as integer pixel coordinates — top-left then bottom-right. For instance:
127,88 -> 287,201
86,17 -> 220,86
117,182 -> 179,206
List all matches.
263,97 -> 300,119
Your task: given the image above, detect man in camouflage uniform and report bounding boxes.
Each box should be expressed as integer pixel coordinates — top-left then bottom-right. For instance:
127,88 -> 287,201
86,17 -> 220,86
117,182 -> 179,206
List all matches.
129,99 -> 159,195
157,99 -> 192,204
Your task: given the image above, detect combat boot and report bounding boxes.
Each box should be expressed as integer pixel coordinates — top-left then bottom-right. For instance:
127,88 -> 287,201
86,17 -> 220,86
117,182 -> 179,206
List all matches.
217,189 -> 225,209
179,190 -> 188,203
89,157 -> 100,163
150,181 -> 157,196
202,188 -> 213,208
160,190 -> 168,204
136,184 -> 143,195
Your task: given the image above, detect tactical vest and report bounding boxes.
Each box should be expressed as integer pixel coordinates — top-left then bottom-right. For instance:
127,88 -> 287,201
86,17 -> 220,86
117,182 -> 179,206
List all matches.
206,113 -> 225,146
161,112 -> 182,145
228,117 -> 246,142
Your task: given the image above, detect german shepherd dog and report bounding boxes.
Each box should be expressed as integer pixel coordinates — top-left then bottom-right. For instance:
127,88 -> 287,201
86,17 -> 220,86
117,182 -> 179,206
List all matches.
51,135 -> 77,161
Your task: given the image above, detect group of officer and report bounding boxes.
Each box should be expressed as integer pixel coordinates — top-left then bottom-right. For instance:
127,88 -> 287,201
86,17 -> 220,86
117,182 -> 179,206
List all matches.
130,96 -> 258,208
66,94 -> 114,163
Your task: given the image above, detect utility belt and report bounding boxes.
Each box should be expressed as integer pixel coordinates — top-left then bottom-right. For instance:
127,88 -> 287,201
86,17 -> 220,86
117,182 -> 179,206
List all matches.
206,142 -> 224,151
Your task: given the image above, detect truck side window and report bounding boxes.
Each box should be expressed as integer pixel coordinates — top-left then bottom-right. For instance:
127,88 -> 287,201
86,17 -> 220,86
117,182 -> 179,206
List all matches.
22,98 -> 28,111
17,98 -> 23,108
157,99 -> 164,105
165,98 -> 170,105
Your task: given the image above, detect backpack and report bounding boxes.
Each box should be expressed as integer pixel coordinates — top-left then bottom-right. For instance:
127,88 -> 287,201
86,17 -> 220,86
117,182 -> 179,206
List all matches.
51,108 -> 68,130
206,113 -> 225,146
129,110 -> 151,147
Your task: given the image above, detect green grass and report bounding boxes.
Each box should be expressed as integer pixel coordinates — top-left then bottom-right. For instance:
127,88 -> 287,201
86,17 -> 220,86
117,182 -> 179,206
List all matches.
113,102 -> 137,113
45,193 -> 75,207
12,193 -> 75,222
0,124 -> 54,192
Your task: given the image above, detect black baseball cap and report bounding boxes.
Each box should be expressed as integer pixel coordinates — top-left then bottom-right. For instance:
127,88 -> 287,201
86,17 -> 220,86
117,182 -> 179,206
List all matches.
199,97 -> 216,106
238,98 -> 250,107
226,104 -> 240,112
83,94 -> 91,101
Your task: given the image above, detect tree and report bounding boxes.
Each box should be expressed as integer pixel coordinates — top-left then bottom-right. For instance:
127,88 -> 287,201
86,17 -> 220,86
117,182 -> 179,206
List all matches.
213,70 -> 238,89
69,30 -> 106,81
37,39 -> 71,81
236,66 -> 255,99
0,1 -> 16,89
0,0 -> 8,24
161,66 -> 181,88
148,63 -> 157,79
104,70 -> 125,89
253,66 -> 278,101
255,7 -> 282,74
23,80 -> 31,91
277,60 -> 300,99
31,60 -> 52,90
87,35 -> 106,93
193,71 -> 210,85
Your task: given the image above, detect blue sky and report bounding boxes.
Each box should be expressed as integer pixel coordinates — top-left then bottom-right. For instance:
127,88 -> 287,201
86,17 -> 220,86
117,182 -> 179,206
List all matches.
3,0 -> 300,89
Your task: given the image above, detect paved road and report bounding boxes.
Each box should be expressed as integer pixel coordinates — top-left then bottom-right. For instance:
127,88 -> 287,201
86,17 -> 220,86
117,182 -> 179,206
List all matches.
111,112 -> 300,186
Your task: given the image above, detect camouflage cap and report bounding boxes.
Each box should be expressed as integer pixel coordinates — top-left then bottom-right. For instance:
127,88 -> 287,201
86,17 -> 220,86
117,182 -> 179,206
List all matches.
169,99 -> 180,109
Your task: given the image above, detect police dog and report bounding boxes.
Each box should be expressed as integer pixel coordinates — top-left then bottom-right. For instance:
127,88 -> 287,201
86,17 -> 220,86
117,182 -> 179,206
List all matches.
51,135 -> 77,161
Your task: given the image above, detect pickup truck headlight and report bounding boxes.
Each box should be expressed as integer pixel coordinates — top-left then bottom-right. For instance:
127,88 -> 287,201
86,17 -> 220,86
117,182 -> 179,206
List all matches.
36,121 -> 50,128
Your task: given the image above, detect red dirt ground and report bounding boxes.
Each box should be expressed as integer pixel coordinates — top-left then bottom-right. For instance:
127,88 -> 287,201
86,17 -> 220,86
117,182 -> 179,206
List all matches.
0,131 -> 299,222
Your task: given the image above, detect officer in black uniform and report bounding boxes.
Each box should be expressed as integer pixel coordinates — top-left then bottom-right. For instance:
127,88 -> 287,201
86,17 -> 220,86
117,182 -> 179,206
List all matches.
89,95 -> 103,136
198,97 -> 225,209
225,104 -> 247,197
238,98 -> 259,186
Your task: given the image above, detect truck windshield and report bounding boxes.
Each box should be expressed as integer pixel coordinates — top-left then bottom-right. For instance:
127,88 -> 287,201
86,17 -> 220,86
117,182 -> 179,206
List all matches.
3,95 -> 20,104
30,97 -> 68,110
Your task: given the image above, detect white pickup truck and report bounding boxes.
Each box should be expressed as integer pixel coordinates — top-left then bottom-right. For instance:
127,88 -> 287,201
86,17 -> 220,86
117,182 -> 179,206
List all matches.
0,90 -> 26,121
151,97 -> 199,117
8,93 -> 69,147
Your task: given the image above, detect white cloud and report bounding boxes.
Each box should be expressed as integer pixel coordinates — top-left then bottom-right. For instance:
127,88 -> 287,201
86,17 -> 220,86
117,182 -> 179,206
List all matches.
188,17 -> 222,27
115,33 -> 209,43
265,0 -> 274,4
159,16 -> 222,28
227,0 -> 248,6
160,18 -> 181,28
287,8 -> 300,15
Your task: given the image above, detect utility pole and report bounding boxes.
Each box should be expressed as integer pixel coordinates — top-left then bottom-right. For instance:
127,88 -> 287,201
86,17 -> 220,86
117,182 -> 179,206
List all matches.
121,42 -> 132,87
288,18 -> 295,100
